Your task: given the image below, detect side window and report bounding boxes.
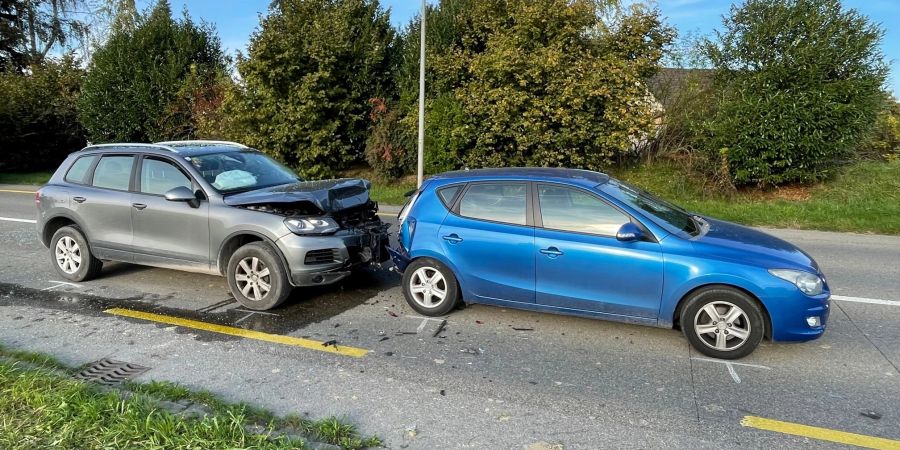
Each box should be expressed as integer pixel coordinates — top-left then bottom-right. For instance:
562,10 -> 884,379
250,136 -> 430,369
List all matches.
437,185 -> 462,208
538,185 -> 629,236
141,158 -> 191,196
64,155 -> 96,184
458,182 -> 527,225
92,155 -> 134,191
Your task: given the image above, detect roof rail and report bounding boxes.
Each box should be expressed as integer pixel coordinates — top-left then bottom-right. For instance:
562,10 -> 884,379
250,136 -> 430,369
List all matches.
155,140 -> 248,148
81,143 -> 179,152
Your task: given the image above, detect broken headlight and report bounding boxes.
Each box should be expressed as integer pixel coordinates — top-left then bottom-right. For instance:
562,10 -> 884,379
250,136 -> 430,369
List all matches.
284,217 -> 340,235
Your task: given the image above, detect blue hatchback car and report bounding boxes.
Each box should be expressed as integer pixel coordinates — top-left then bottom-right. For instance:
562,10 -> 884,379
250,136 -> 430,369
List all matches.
389,168 -> 830,359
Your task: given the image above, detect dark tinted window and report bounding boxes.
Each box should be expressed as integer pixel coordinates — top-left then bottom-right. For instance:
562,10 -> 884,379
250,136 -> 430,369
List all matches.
92,156 -> 134,191
538,185 -> 629,236
141,158 -> 191,195
458,182 -> 527,225
437,185 -> 462,207
64,156 -> 96,184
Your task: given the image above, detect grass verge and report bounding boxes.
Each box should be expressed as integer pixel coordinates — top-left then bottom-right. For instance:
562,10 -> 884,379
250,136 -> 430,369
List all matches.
364,160 -> 900,235
0,171 -> 52,185
0,345 -> 380,449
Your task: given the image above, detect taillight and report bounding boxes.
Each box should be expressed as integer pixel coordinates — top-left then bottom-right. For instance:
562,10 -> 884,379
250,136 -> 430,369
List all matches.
34,190 -> 41,204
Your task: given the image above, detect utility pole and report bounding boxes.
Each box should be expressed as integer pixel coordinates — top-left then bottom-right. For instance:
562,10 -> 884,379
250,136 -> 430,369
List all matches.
417,0 -> 426,187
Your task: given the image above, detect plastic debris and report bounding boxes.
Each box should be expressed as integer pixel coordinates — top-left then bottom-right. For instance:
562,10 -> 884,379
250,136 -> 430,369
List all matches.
432,320 -> 447,337
860,411 -> 882,420
388,311 -> 399,317
321,340 -> 338,347
512,327 -> 534,331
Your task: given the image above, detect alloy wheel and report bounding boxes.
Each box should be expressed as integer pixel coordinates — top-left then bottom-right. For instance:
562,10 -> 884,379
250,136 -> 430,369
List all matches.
235,256 -> 271,301
409,266 -> 447,308
693,301 -> 752,352
55,236 -> 82,274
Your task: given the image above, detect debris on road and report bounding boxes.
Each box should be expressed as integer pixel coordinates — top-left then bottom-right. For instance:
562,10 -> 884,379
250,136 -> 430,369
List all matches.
460,347 -> 484,355
475,320 -> 484,324
860,410 -> 882,420
512,327 -> 534,331
387,311 -> 399,317
432,319 -> 447,337
321,339 -> 338,348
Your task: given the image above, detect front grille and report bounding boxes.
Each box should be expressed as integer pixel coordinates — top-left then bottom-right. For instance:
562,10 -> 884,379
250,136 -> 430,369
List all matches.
304,248 -> 341,265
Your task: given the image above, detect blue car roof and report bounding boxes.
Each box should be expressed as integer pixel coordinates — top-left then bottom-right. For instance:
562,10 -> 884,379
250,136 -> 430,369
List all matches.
430,167 -> 610,187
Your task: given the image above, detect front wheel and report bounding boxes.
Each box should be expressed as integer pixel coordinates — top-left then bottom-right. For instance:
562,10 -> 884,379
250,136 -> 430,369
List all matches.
402,258 -> 460,316
226,242 -> 291,310
680,286 -> 765,359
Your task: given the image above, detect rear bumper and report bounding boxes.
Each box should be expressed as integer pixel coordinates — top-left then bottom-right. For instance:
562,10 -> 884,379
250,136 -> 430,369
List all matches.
387,245 -> 412,272
276,223 -> 389,287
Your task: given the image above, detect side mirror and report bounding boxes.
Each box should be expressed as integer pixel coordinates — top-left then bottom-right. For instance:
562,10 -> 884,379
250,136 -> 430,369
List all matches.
164,186 -> 199,208
616,222 -> 644,242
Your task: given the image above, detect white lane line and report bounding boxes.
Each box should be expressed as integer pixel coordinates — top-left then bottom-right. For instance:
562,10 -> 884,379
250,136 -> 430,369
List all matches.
416,318 -> 429,333
691,357 -> 772,370
48,280 -> 83,288
832,295 -> 900,307
0,216 -> 36,224
726,363 -> 741,384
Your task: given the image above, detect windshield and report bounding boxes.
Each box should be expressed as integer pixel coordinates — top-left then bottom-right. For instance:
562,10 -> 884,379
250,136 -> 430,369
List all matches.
603,179 -> 700,236
188,151 -> 300,193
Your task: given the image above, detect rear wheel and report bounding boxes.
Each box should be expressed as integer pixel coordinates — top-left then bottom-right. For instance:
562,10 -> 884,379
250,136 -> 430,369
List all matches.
50,226 -> 102,282
680,286 -> 765,359
226,242 -> 291,310
402,258 -> 460,316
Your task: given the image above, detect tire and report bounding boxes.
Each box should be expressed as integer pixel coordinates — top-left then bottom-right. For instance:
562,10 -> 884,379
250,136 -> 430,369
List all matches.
50,226 -> 102,282
226,242 -> 291,310
680,286 -> 765,360
402,258 -> 460,316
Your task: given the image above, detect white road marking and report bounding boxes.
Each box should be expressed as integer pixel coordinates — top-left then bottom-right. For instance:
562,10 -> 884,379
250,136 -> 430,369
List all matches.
416,318 -> 429,333
0,216 -> 36,224
831,295 -> 900,307
691,357 -> 772,370
42,280 -> 83,291
726,363 -> 741,384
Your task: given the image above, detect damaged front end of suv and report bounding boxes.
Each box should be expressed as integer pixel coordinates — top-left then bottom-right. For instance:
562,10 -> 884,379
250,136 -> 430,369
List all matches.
225,178 -> 390,287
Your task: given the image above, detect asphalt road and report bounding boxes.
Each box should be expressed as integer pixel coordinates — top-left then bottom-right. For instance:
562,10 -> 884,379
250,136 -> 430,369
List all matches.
1,185 -> 899,449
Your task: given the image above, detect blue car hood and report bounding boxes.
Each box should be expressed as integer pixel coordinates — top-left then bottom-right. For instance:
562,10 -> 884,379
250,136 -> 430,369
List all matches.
223,178 -> 372,213
693,218 -> 819,272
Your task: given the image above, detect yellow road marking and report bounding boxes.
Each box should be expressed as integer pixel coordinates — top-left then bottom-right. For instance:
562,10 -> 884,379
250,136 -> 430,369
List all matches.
105,307 -> 368,358
0,189 -> 36,194
742,416 -> 900,449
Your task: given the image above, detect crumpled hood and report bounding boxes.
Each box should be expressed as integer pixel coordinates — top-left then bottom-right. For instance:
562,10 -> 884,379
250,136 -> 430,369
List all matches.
693,218 -> 820,273
223,178 -> 372,213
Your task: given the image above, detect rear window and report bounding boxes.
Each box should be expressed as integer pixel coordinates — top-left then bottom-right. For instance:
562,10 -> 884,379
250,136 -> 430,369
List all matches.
458,182 -> 528,225
92,156 -> 134,191
64,156 -> 96,184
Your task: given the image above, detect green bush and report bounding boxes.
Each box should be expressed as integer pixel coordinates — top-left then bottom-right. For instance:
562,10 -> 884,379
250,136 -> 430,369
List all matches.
77,0 -> 226,143
226,0 -> 395,179
0,57 -> 86,171
391,0 -> 674,174
863,97 -> 900,160
703,0 -> 888,186
365,98 -> 415,179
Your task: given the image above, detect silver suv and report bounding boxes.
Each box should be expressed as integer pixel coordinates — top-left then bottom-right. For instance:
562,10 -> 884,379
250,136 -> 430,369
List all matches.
36,140 -> 389,310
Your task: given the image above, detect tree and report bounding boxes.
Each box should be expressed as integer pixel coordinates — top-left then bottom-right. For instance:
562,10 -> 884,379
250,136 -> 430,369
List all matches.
703,0 -> 888,185
0,56 -> 86,170
0,0 -> 27,71
77,0 -> 226,142
226,0 -> 395,178
388,0 -> 673,175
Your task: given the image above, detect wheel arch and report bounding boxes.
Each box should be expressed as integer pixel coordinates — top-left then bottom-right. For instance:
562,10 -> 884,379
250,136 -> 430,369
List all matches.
42,214 -> 85,248
672,283 -> 773,340
216,231 -> 291,280
406,252 -> 466,302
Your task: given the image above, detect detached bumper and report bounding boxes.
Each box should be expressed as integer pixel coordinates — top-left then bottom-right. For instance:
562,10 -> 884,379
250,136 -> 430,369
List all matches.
276,223 -> 389,287
387,245 -> 412,272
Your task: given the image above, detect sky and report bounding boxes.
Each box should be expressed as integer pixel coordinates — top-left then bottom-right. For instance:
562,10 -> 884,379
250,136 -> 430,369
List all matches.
145,0 -> 899,96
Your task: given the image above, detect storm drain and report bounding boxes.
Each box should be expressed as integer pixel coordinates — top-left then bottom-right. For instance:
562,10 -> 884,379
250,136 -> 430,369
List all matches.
75,358 -> 150,386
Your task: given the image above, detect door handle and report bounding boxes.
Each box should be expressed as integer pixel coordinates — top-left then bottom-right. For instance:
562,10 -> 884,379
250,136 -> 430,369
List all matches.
72,196 -> 86,203
132,203 -> 147,210
442,234 -> 463,244
540,246 -> 564,257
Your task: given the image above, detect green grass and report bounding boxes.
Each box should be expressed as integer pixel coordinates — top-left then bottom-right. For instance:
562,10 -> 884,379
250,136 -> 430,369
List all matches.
0,170 -> 52,185
610,159 -> 900,235
0,346 -> 380,450
367,160 -> 900,234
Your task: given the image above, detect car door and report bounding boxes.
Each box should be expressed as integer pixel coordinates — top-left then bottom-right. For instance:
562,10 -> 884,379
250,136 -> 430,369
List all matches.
534,183 -> 664,319
438,181 -> 535,304
131,155 -> 211,269
72,154 -> 136,262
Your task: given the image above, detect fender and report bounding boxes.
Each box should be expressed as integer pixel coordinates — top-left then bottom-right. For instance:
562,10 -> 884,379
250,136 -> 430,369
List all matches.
216,230 -> 291,278
660,273 -> 767,328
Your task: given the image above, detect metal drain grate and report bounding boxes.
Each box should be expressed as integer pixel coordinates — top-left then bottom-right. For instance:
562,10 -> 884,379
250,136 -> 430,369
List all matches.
75,358 -> 150,386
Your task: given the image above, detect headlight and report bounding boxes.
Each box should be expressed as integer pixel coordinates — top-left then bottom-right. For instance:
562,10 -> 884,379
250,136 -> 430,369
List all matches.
768,269 -> 824,296
284,217 -> 339,235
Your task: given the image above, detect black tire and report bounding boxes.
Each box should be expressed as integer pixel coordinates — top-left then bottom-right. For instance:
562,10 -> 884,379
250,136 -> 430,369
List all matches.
226,242 -> 291,310
402,258 -> 460,316
49,226 -> 102,282
680,286 -> 765,360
